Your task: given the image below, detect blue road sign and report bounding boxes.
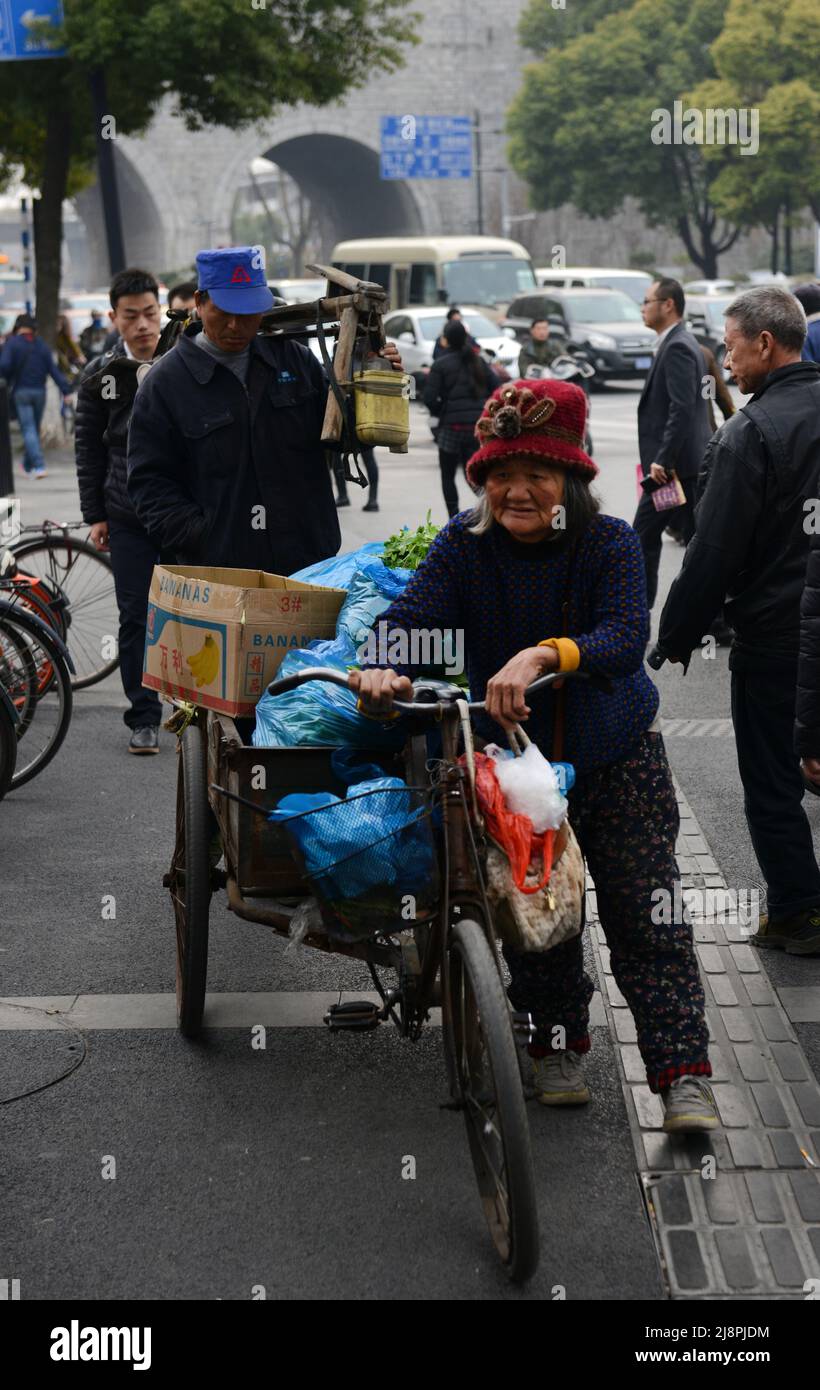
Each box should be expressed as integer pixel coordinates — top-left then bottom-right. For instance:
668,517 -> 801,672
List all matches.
0,0 -> 65,61
380,116 -> 473,180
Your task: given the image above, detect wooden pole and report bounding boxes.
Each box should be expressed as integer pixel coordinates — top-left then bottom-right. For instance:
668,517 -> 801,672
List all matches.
321,306 -> 359,444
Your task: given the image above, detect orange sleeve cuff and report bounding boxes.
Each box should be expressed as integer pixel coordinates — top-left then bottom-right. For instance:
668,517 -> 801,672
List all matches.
537,637 -> 581,672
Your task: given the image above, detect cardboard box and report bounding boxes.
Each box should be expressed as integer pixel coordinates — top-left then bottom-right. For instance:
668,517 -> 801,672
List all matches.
143,565 -> 347,717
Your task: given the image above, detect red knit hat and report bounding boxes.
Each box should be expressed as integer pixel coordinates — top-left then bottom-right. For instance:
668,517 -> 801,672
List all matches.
466,378 -> 598,487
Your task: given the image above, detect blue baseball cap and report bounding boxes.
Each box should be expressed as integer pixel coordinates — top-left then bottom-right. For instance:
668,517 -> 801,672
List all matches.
195,245 -> 274,315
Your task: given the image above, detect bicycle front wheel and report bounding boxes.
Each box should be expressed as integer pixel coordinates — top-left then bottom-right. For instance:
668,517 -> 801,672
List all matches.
11,535 -> 118,690
169,722 -> 212,1038
0,687 -> 17,800
0,603 -> 73,790
445,918 -> 539,1283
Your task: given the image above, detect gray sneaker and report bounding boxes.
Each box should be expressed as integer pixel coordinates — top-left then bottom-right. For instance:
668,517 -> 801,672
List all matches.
662,1076 -> 719,1133
531,1051 -> 590,1106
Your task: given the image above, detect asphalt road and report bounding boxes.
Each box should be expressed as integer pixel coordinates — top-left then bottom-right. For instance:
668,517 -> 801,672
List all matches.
2,385 -> 818,1302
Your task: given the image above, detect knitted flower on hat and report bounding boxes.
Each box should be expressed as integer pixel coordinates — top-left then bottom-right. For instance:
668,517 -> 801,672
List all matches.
475,384 -> 557,442
466,377 -> 598,486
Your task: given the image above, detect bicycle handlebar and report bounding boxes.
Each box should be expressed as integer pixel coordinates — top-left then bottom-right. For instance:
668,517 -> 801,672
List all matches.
265,665 -> 611,715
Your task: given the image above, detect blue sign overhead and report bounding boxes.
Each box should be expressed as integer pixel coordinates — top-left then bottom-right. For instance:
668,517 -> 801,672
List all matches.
0,0 -> 65,61
380,116 -> 473,180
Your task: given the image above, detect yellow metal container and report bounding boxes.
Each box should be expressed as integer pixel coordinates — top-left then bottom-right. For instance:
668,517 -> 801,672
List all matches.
353,368 -> 411,453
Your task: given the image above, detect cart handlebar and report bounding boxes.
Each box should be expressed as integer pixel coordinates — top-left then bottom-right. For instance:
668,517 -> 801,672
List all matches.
264,665 -> 610,715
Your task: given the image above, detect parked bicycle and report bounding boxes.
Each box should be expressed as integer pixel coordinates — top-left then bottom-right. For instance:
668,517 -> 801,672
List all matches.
0,677 -> 19,800
4,521 -> 118,689
0,594 -> 74,790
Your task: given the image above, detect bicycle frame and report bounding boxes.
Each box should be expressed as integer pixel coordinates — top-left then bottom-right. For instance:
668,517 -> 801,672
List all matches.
409,713 -> 496,1028
261,666 -> 605,1042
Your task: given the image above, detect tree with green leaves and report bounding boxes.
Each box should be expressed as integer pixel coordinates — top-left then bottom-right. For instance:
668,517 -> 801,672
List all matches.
518,0 -> 633,53
509,0 -> 744,277
0,0 -> 416,341
686,0 -> 820,273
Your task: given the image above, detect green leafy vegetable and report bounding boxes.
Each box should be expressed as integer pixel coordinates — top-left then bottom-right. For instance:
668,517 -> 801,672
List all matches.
382,512 -> 440,571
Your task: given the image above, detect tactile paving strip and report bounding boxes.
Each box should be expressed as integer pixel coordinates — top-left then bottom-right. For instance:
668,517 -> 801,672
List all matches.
586,783 -> 820,1299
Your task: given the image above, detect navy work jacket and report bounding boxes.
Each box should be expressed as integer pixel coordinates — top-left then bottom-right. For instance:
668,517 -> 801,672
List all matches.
127,325 -> 341,574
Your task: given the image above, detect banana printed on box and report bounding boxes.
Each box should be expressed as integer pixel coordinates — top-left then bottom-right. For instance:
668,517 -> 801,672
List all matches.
187,634 -> 220,689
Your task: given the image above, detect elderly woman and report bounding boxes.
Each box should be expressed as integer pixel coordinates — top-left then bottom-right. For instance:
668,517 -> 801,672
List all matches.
352,379 -> 716,1133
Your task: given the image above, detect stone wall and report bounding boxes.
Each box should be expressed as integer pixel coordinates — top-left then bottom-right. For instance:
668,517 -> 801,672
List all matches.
73,0 -> 815,285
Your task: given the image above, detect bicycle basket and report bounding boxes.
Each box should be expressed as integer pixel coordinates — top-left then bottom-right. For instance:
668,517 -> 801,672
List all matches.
271,785 -> 439,942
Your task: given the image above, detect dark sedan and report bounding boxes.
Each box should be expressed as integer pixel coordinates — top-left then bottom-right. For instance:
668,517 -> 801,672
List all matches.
502,289 -> 658,383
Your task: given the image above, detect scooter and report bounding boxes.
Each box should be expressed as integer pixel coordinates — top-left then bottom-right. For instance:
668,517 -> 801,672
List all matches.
523,354 -> 596,456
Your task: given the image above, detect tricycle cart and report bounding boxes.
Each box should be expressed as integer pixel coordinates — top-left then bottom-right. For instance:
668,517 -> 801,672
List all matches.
165,668 -> 590,1283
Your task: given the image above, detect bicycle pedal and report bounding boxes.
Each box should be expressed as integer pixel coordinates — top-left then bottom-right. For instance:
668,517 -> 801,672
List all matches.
324,1000 -> 381,1031
511,1009 -> 535,1043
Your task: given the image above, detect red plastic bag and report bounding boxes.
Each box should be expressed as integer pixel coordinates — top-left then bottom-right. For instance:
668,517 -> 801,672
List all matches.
471,751 -> 557,895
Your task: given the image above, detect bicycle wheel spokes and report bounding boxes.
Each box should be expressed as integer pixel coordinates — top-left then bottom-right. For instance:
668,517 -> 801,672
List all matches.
0,616 -> 73,789
12,539 -> 119,690
446,919 -> 539,1282
453,948 -> 512,1261
0,628 -> 36,731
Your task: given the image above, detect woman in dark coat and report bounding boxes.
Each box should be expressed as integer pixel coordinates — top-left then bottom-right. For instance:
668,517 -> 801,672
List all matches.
423,320 -> 498,517
352,378 -> 717,1132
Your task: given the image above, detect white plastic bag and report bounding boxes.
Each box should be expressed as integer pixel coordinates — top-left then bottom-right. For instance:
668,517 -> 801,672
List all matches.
486,741 -> 567,832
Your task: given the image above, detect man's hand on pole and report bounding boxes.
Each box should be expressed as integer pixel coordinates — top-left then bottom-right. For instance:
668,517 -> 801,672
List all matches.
379,342 -> 404,373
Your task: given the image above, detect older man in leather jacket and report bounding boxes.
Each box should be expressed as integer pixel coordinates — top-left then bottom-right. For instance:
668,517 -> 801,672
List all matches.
659,287 -> 820,957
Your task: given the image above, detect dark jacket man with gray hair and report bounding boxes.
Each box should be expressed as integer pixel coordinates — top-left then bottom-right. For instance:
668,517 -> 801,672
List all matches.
659,286 -> 820,956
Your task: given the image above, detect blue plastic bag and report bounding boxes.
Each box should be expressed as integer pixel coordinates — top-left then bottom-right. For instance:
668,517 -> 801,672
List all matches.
288,543 -> 384,589
251,643 -> 405,750
269,775 -> 433,902
337,557 -> 413,652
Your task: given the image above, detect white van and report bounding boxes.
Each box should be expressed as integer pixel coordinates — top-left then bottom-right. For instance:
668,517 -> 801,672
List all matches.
331,236 -> 537,317
534,266 -> 653,305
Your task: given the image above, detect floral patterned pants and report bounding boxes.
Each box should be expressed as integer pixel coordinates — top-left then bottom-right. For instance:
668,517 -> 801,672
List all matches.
504,732 -> 711,1093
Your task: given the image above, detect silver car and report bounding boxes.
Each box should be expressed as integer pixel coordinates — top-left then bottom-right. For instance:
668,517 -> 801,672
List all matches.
383,306 -> 520,382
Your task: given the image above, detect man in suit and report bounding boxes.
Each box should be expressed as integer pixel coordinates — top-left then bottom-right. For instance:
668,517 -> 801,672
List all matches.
632,278 -> 711,609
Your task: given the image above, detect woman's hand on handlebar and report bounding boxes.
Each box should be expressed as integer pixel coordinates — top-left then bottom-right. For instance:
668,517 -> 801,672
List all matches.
484,645 -> 558,731
348,667 -> 414,715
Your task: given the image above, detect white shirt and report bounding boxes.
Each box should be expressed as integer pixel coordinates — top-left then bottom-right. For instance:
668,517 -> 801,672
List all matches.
653,321 -> 679,354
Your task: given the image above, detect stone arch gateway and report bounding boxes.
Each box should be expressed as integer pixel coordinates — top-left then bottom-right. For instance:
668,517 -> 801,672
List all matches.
75,0 -> 530,282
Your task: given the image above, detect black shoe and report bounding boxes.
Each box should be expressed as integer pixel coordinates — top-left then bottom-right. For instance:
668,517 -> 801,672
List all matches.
128,726 -> 159,755
363,500 -> 380,512
751,908 -> 820,956
335,496 -> 350,508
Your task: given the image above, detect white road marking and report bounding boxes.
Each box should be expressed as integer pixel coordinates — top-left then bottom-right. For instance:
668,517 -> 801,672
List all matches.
0,990 -> 607,1031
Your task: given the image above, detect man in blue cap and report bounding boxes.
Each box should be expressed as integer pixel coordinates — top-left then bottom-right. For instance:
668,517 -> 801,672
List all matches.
127,245 -> 401,576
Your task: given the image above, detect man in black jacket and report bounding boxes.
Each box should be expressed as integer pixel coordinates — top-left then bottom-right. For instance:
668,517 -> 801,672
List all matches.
659,286 -> 820,956
632,278 -> 711,609
127,245 -> 403,574
75,268 -> 164,753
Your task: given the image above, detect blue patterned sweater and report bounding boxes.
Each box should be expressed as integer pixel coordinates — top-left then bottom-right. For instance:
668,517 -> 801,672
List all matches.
365,512 -> 659,772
